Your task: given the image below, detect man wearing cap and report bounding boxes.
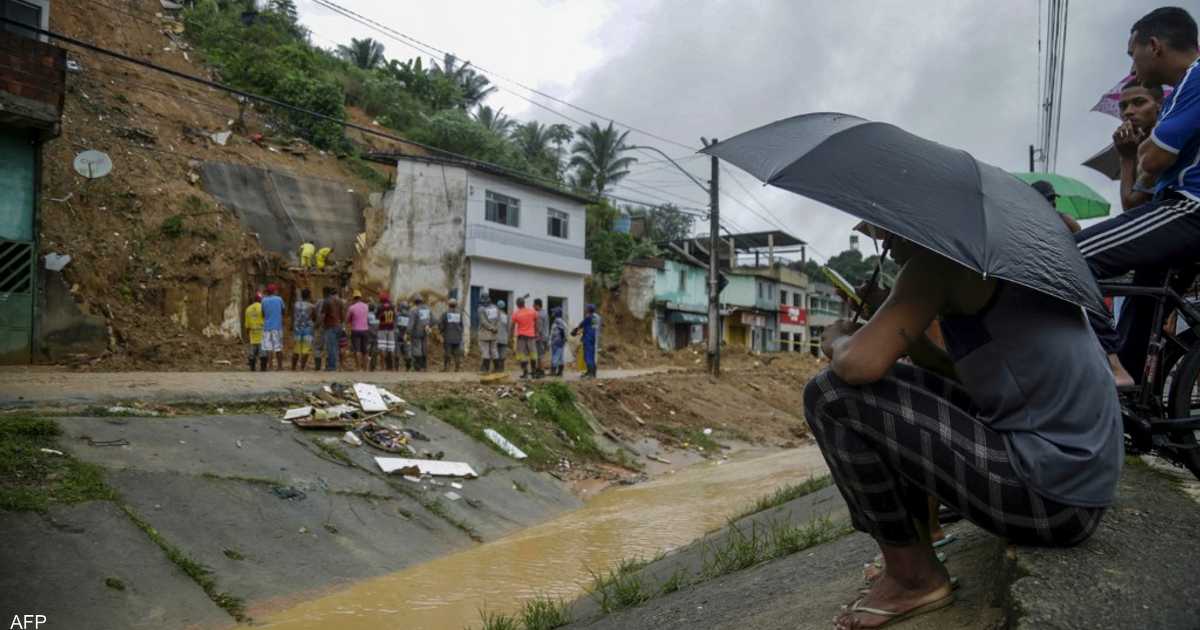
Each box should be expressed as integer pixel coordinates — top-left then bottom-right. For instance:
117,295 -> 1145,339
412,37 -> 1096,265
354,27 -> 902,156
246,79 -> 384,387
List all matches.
1030,180 -> 1082,233
377,292 -> 398,371
440,298 -> 465,371
244,292 -> 265,371
476,292 -> 500,373
408,295 -> 433,371
346,289 -> 370,371
260,283 -> 286,371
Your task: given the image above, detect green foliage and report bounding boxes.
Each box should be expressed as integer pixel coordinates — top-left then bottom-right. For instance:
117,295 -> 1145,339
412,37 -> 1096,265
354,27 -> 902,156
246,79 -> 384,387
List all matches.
799,247 -> 899,288
477,609 -> 521,630
337,37 -> 386,70
519,595 -> 572,630
729,476 -> 833,522
626,203 -> 695,242
570,121 -> 637,195
161,214 -> 185,238
528,383 -> 597,453
588,557 -> 652,613
587,229 -> 658,284
411,109 -> 532,173
0,417 -> 116,511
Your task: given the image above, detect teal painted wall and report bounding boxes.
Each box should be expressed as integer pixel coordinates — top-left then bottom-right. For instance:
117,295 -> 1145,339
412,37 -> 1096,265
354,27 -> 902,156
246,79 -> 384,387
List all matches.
0,129 -> 35,241
654,260 -> 708,309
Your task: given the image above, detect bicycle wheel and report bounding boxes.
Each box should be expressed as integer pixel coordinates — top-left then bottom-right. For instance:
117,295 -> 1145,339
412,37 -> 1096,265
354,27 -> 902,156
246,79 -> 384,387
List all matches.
1166,343 -> 1200,480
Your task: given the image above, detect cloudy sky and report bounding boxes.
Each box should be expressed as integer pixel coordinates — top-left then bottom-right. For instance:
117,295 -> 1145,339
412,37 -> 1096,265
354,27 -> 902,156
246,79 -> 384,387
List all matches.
298,0 -> 1163,264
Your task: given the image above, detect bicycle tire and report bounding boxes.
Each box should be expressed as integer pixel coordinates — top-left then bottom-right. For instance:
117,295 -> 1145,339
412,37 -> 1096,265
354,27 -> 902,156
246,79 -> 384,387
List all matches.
1166,343 -> 1200,480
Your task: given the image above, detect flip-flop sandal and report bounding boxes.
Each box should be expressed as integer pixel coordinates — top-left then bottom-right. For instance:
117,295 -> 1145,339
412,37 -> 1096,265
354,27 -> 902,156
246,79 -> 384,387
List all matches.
860,576 -> 958,596
836,592 -> 956,629
932,534 -> 957,549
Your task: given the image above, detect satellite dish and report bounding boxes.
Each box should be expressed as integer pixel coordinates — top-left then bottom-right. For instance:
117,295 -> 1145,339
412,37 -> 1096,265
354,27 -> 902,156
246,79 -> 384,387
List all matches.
73,150 -> 113,179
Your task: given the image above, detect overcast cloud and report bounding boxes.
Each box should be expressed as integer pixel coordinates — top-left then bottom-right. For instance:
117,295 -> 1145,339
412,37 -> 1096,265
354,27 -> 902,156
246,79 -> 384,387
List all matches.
299,0 -> 1165,263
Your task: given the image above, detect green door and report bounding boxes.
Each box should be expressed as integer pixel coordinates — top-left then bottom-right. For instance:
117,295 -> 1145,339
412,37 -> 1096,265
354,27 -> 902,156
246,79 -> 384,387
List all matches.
0,128 -> 36,364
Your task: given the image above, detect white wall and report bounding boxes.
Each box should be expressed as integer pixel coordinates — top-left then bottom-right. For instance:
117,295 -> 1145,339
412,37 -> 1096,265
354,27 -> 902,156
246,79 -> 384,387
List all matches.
464,171 -> 590,275
470,259 -> 584,326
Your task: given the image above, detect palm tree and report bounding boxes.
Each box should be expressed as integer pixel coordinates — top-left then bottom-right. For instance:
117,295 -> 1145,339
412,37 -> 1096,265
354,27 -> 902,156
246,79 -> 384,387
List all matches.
473,105 -> 515,137
569,121 -> 637,196
337,37 -> 385,71
433,53 -> 497,108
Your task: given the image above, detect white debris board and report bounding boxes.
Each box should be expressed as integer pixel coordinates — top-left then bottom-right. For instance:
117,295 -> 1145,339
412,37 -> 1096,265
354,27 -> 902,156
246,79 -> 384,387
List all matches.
484,428 -> 527,460
284,406 -> 313,420
375,457 -> 478,478
354,383 -> 388,412
378,387 -> 406,405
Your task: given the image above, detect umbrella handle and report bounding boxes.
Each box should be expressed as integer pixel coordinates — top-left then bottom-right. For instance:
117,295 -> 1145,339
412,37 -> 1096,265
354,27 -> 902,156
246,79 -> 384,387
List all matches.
852,242 -> 891,324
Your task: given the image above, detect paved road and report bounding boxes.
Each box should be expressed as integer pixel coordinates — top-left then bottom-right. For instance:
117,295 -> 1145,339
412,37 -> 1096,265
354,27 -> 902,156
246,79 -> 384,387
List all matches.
0,367 -> 673,407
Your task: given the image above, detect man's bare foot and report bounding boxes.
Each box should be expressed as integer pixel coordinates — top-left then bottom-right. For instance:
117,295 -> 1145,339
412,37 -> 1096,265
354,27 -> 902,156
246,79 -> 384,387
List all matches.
837,564 -> 952,629
1108,353 -> 1135,388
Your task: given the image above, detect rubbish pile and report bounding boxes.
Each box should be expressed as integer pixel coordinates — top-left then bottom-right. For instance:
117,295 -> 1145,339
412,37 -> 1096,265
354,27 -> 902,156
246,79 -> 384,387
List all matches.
282,383 -> 478,480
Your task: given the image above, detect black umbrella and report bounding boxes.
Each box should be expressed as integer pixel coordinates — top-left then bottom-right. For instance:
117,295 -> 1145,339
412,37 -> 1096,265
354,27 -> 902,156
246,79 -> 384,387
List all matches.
701,112 -> 1108,317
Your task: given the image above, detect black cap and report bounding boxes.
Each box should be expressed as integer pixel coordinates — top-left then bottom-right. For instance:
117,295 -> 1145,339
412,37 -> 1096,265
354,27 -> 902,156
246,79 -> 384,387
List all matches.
1031,180 -> 1059,205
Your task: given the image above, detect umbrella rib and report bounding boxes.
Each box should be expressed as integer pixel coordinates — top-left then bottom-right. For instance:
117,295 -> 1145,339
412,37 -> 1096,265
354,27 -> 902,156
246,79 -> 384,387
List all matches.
967,150 -> 989,277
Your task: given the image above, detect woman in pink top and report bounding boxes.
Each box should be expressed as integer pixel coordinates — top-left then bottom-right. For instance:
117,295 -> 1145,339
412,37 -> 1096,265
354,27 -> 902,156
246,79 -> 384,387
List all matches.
346,290 -> 370,371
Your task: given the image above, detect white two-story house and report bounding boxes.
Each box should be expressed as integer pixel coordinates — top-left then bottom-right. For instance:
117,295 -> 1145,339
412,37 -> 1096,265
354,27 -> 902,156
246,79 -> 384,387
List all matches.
367,155 -> 592,342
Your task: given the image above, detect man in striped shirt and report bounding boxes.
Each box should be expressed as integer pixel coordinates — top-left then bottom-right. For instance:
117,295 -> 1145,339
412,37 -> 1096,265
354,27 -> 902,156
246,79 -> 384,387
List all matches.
1076,6 -> 1200,387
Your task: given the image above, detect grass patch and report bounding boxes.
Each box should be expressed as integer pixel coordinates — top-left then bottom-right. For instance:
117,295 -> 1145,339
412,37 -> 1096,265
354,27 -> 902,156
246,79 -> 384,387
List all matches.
419,396 -> 556,468
342,155 -> 391,191
728,475 -> 833,522
477,609 -> 521,630
529,383 -> 597,453
659,567 -> 688,595
655,424 -> 721,453
519,594 -> 572,630
161,214 -> 185,238
587,557 -> 652,613
120,504 -> 246,620
702,515 -> 852,579
0,417 -> 116,511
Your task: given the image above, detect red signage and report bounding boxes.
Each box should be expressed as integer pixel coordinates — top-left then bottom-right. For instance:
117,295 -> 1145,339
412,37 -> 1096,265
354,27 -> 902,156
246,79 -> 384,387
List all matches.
780,305 -> 807,325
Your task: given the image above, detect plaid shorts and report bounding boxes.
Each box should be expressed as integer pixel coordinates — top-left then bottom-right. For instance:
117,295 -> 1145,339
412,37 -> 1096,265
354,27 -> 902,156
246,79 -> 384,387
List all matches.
378,329 -> 396,352
803,363 -> 1105,547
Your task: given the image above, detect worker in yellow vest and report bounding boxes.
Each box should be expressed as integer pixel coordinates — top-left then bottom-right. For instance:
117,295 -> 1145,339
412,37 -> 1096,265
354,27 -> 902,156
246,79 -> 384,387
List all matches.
316,246 -> 333,270
299,242 -> 316,269
244,293 -> 265,371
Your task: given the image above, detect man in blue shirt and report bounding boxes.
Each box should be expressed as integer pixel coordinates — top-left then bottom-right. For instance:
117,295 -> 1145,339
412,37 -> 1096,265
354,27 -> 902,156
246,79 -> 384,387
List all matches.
260,283 -> 286,371
1076,7 -> 1200,387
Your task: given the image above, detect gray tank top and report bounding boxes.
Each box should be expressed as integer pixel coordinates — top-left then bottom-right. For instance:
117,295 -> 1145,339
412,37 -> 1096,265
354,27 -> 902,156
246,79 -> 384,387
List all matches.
939,282 -> 1122,507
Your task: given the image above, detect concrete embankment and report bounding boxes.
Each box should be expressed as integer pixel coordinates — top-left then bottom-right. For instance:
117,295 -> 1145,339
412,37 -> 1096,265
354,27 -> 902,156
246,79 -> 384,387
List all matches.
561,462 -> 1200,630
0,407 -> 580,628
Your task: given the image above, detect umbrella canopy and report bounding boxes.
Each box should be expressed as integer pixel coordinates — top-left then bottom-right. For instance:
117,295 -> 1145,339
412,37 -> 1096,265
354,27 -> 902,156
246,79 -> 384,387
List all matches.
1081,143 -> 1121,181
702,113 -> 1108,317
1011,172 -> 1111,220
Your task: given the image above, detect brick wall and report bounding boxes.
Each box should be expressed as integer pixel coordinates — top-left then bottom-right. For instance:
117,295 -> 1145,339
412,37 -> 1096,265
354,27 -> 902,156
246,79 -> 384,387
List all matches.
0,31 -> 65,124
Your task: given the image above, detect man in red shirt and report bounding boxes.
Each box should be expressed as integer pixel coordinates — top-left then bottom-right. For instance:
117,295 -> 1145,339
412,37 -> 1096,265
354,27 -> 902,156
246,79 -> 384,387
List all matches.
510,297 -> 539,379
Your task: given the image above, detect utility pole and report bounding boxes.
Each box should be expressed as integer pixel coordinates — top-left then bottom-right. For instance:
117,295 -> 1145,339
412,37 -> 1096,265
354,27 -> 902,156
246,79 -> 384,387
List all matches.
705,138 -> 721,377
1029,144 -> 1036,172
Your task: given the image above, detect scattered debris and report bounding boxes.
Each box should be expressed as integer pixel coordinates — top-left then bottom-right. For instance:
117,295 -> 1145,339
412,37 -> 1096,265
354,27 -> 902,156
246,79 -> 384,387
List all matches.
210,131 -> 232,146
353,383 -> 388,412
39,448 -> 65,456
44,253 -> 71,271
106,406 -> 159,417
66,59 -> 83,73
450,482 -> 463,490
341,431 -> 362,447
647,454 -> 672,465
113,125 -> 157,145
270,486 -> 307,501
359,423 -> 410,453
703,428 -> 713,436
213,359 -> 232,366
104,577 -> 126,591
375,457 -> 478,478
84,437 -> 130,447
284,406 -> 314,420
404,410 -> 416,417
484,428 -> 527,460
444,491 -> 462,502
379,388 -> 406,405
160,0 -> 183,9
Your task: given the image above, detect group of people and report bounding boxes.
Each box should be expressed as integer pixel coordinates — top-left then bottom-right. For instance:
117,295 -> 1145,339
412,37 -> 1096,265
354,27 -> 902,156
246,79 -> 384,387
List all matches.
808,7 -> 1198,628
243,285 -> 603,378
297,242 -> 335,271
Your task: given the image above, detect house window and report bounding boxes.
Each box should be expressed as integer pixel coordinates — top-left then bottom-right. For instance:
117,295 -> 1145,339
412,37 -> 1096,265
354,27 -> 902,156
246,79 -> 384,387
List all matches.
2,0 -> 42,39
780,290 -> 788,305
793,293 -> 802,307
547,208 -> 569,239
485,190 -> 520,227
678,269 -> 687,292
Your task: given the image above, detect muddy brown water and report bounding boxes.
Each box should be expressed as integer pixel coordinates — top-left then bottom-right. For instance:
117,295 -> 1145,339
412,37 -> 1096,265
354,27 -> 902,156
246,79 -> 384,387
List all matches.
258,446 -> 829,629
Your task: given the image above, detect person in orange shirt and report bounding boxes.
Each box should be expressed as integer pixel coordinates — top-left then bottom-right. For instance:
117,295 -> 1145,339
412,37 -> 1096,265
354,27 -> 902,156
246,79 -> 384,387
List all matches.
510,296 -> 540,379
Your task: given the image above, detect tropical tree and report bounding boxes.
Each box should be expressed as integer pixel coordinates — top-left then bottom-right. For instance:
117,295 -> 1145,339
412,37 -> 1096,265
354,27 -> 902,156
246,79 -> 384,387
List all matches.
337,37 -> 385,70
569,121 -> 637,196
432,53 -> 496,108
473,105 -> 515,137
384,57 -> 463,111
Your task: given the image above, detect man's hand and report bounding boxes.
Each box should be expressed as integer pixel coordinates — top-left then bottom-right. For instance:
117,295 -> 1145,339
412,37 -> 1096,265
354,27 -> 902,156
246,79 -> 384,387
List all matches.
1113,121 -> 1146,160
820,320 -> 862,358
855,280 -> 890,314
